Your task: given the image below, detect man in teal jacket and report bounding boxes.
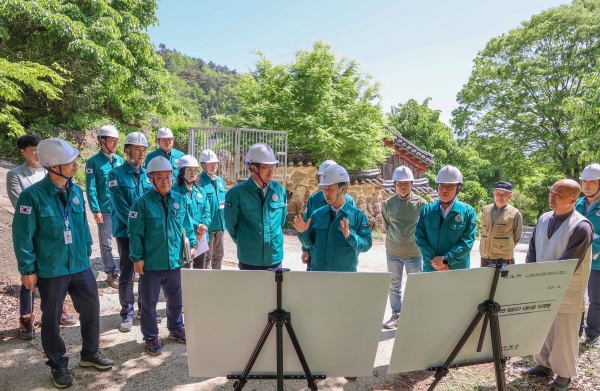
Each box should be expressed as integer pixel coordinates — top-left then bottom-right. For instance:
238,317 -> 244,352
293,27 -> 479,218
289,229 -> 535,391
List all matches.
85,125 -> 124,288
415,165 -> 477,272
295,164 -> 372,272
144,127 -> 185,178
301,159 -> 355,270
199,149 -> 227,269
577,163 -> 600,347
129,156 -> 198,355
225,143 -> 287,270
108,132 -> 153,332
13,138 -> 113,388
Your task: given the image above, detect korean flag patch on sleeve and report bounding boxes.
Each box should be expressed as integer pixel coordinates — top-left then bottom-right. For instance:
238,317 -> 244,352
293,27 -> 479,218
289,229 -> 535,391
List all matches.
85,168 -> 93,174
129,211 -> 138,219
108,180 -> 118,187
20,206 -> 32,214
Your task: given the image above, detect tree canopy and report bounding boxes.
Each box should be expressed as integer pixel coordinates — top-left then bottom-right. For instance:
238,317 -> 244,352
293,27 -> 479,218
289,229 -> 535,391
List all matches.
452,0 -> 600,179
216,41 -> 390,170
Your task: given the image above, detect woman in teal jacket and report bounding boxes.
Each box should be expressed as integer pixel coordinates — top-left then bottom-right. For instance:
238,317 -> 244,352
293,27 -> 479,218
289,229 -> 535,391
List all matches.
172,155 -> 211,268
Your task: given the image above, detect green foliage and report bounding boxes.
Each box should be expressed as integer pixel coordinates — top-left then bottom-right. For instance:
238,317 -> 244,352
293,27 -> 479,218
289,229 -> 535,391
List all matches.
459,181 -> 488,213
452,0 -> 600,179
568,64 -> 600,162
216,41 -> 390,169
0,0 -> 178,133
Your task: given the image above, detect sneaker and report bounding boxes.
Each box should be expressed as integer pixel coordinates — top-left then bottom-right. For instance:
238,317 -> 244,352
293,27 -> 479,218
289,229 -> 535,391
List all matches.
105,272 -> 119,289
549,376 -> 571,391
119,317 -> 133,332
79,351 -> 114,370
50,367 -> 73,388
133,273 -> 139,282
521,364 -> 553,377
168,327 -> 186,344
384,314 -> 400,329
19,314 -> 36,340
60,307 -> 76,326
146,337 -> 163,355
136,311 -> 162,323
585,335 -> 599,348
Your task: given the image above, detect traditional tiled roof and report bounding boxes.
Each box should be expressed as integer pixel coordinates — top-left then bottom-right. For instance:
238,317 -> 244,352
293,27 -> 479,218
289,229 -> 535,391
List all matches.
385,126 -> 434,167
382,177 -> 435,195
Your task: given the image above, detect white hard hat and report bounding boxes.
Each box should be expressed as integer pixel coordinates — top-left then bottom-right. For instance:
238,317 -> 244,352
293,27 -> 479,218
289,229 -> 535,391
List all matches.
147,156 -> 173,173
98,125 -> 119,139
318,160 -> 337,175
38,138 -> 79,167
124,132 -> 148,147
178,155 -> 199,169
245,143 -> 279,165
199,149 -> 219,163
436,165 -> 463,184
392,166 -> 414,181
580,163 -> 600,180
157,127 -> 174,139
320,164 -> 350,186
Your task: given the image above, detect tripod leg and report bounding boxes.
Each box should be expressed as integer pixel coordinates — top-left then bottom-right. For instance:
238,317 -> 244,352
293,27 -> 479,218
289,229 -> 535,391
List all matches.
477,313 -> 489,352
489,313 -> 507,391
234,320 -> 275,391
428,311 -> 486,391
284,320 -> 319,391
276,316 -> 284,391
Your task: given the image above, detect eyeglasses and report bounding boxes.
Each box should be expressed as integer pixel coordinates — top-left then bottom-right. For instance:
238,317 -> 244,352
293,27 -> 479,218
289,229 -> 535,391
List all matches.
154,175 -> 172,182
437,184 -> 457,191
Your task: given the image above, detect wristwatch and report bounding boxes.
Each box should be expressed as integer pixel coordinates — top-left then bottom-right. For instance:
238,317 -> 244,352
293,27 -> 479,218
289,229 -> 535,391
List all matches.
26,271 -> 35,275
442,258 -> 449,265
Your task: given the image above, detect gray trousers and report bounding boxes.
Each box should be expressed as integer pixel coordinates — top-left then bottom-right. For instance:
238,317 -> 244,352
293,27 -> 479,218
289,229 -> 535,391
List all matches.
96,212 -> 116,274
534,312 -> 580,378
205,231 -> 224,269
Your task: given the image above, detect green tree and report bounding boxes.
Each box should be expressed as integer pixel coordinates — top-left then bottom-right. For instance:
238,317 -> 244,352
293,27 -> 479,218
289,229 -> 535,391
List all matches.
216,41 -> 390,169
452,0 -> 600,179
0,0 -> 177,131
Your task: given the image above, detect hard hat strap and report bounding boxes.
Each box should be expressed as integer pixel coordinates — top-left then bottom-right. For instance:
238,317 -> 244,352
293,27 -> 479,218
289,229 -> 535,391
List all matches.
586,180 -> 600,200
395,180 -> 413,199
437,184 -> 461,206
100,137 -> 115,155
47,166 -> 73,189
250,163 -> 269,189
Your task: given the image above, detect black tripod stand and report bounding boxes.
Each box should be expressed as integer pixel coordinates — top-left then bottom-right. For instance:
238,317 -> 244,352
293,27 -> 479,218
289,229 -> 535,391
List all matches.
427,259 -> 509,391
228,268 -> 324,391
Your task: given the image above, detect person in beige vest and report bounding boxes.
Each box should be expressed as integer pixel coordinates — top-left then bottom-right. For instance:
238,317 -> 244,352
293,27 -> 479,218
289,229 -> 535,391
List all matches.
479,181 -> 522,266
522,179 -> 593,391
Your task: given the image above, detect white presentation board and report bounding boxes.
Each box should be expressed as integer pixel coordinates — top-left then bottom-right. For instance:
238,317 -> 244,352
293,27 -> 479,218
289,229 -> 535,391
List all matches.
388,260 -> 578,374
181,270 -> 391,377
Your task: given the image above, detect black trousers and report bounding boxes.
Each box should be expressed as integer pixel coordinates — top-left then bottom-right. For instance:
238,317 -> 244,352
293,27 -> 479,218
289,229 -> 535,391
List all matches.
37,269 -> 100,369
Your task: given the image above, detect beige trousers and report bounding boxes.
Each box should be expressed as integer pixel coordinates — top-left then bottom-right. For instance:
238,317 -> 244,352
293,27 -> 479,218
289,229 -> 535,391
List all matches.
534,312 -> 580,378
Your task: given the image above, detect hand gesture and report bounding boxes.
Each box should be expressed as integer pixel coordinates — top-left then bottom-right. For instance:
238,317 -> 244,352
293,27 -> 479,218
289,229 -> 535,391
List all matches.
431,256 -> 449,271
340,218 -> 350,238
293,214 -> 310,233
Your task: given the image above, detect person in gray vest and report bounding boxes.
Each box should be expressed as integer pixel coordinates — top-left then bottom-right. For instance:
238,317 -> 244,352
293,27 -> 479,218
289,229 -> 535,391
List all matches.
522,179 -> 593,391
6,134 -> 76,340
479,181 -> 523,266
381,166 -> 427,329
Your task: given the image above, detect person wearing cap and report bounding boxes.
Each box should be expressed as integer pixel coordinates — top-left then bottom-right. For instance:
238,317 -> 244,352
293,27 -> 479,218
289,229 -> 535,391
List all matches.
479,181 -> 523,267
13,138 -> 114,388
108,132 -> 154,333
85,125 -> 124,289
224,143 -> 287,270
576,163 -> 600,347
294,164 -> 372,272
128,156 -> 198,355
381,166 -> 428,329
415,165 -> 477,272
144,127 -> 185,178
198,149 -> 227,269
172,155 -> 211,268
522,179 -> 592,391
7,134 -> 76,338
300,160 -> 356,271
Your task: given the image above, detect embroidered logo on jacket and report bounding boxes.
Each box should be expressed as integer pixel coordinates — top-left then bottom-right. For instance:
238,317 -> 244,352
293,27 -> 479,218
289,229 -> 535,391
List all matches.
20,206 -> 32,214
129,211 -> 138,218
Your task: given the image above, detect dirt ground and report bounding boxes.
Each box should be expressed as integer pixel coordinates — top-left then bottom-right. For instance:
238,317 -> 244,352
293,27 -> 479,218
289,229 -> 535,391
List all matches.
2,159 -> 598,391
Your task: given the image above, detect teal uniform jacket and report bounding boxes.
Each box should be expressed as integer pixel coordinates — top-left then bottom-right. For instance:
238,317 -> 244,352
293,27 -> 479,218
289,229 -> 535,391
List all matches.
199,171 -> 227,233
13,176 -> 93,278
298,202 -> 372,272
575,196 -> 600,270
301,191 -> 355,253
224,178 -> 288,267
145,148 -> 185,178
108,162 -> 152,238
85,151 -> 124,213
172,182 -> 211,234
415,200 -> 477,272
128,190 -> 198,270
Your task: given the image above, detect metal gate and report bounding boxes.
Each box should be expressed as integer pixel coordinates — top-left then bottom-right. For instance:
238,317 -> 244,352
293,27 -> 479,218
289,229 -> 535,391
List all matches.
188,127 -> 288,182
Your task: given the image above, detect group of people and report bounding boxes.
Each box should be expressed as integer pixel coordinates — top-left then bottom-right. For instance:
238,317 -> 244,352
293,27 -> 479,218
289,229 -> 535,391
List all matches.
7,130 -> 599,391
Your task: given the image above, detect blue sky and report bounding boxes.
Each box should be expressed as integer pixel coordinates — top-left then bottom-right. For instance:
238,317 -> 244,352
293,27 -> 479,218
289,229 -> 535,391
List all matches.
148,0 -> 568,124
